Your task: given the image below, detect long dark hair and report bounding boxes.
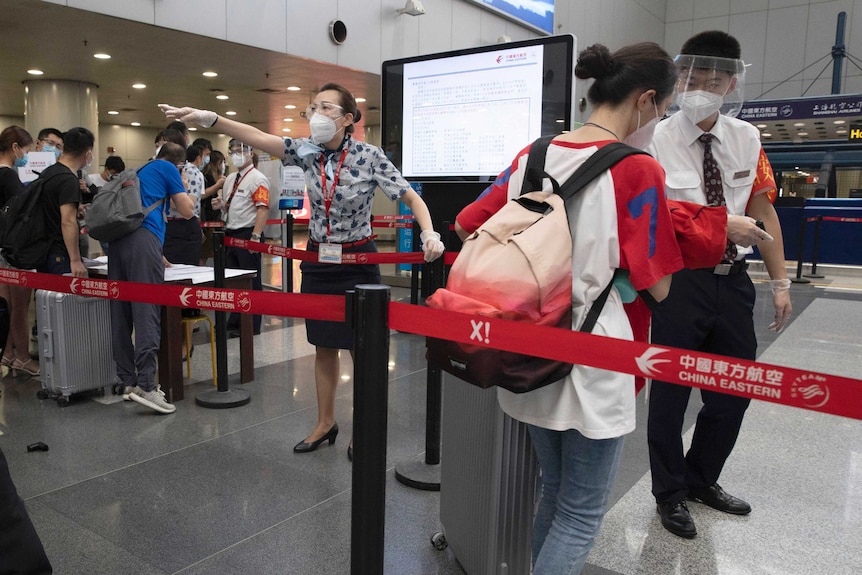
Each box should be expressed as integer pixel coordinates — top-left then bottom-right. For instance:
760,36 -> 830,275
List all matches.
0,125 -> 34,153
576,43 -> 676,107
203,150 -> 225,181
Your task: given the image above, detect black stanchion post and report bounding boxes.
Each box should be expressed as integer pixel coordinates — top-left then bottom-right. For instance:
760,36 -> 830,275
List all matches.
282,212 -> 294,293
410,219 -> 420,305
792,214 -> 811,284
803,215 -> 825,279
195,230 -> 251,408
350,285 -> 390,575
394,252 -> 444,491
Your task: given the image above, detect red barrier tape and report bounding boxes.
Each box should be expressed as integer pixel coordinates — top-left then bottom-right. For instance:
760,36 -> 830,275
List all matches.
224,236 -> 429,265
806,216 -> 862,223
0,269 -> 343,322
388,302 -> 862,420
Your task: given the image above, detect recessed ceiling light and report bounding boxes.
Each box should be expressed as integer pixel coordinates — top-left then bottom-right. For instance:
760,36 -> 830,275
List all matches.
756,124 -> 767,128
555,119 -> 565,123
355,97 -> 366,103
286,86 -> 301,91
762,133 -> 772,137
216,94 -> 229,100
797,132 -> 808,136
836,129 -> 847,134
131,122 -> 141,127
284,104 -> 296,109
107,110 -> 119,115
282,128 -> 291,132
283,118 -> 293,122
188,127 -> 197,131
793,122 -> 805,127
202,71 -> 218,78
27,69 -> 43,75
225,111 -> 237,116
834,119 -> 846,124
94,53 -> 111,60
132,83 -> 146,89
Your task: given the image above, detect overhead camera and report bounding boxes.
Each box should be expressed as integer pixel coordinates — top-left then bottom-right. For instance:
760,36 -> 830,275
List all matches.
397,0 -> 426,16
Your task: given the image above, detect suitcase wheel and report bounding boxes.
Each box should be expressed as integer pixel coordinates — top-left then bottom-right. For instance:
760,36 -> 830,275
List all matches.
36,389 -> 49,400
56,396 -> 70,408
112,383 -> 125,395
430,532 -> 448,551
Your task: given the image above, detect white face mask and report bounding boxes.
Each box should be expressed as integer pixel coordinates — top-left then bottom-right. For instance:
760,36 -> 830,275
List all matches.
230,153 -> 248,168
624,100 -> 661,150
677,90 -> 723,125
309,113 -> 343,145
221,163 -> 226,176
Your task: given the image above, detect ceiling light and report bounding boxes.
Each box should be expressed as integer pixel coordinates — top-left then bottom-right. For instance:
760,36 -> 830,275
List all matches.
797,132 -> 808,136
107,110 -> 119,115
836,129 -> 847,134
225,111 -> 237,116
555,119 -> 565,123
132,83 -> 146,89
94,53 -> 111,60
202,71 -> 218,77
27,69 -> 43,75
285,104 -> 296,109
762,133 -> 772,137
793,122 -> 805,127
131,122 -> 141,127
283,118 -> 293,122
356,97 -> 366,103
287,86 -> 301,91
188,127 -> 197,131
282,128 -> 291,132
216,94 -> 229,100
756,124 -> 767,128
834,120 -> 846,124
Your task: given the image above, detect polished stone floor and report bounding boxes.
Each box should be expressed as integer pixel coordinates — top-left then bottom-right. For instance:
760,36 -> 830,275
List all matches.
0,257 -> 860,574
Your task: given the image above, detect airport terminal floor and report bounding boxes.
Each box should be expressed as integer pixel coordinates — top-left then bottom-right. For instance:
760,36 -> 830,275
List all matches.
0,243 -> 860,575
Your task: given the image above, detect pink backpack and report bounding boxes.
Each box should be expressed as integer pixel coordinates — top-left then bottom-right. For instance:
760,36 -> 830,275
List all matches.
426,138 -> 644,393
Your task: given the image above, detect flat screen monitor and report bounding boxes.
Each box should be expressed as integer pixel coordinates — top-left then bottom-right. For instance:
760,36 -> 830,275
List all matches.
382,35 -> 575,181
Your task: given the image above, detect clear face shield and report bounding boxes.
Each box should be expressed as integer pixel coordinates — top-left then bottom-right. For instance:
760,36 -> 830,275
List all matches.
228,141 -> 253,168
666,54 -> 747,123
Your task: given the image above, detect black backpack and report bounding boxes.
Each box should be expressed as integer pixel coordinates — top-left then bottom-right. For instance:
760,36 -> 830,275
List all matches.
0,173 -> 57,270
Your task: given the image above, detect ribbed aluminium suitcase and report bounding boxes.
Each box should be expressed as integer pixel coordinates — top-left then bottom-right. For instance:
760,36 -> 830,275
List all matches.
436,373 -> 538,574
37,290 -> 115,407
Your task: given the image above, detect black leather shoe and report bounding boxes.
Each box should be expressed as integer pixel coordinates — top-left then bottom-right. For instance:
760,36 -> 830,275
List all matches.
687,484 -> 751,515
293,423 -> 339,453
657,501 -> 697,539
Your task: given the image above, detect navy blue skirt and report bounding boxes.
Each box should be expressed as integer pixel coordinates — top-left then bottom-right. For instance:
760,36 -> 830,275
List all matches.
300,240 -> 381,349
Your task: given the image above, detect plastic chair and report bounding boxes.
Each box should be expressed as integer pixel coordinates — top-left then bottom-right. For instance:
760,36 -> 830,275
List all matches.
181,314 -> 216,385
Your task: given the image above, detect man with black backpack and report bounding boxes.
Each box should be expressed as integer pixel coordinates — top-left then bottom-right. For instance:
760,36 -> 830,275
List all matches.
34,127 -> 93,277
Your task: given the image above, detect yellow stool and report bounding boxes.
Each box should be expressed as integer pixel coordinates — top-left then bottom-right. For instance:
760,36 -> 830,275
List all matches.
181,314 -> 216,385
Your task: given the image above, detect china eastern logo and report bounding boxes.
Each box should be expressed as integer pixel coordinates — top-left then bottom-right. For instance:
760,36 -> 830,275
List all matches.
179,287 -> 240,311
790,373 -> 830,408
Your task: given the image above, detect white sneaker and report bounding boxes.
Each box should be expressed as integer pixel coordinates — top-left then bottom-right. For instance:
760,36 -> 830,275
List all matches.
122,386 -> 137,401
129,386 -> 176,414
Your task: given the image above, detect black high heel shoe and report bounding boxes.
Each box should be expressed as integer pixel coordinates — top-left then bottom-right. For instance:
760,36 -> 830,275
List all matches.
293,423 -> 339,453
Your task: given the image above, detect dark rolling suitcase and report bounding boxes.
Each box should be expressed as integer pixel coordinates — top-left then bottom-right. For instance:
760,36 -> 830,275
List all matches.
36,290 -> 115,407
434,373 -> 538,574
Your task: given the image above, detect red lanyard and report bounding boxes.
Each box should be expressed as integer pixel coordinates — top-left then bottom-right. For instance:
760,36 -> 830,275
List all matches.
224,168 -> 251,213
320,145 -> 350,236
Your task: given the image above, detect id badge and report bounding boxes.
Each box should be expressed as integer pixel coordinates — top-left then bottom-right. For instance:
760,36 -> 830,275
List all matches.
318,243 -> 343,264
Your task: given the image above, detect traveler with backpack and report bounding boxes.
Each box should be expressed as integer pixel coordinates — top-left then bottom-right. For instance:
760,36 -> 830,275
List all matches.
455,43 -> 685,574
0,126 -> 40,377
160,82 -> 446,460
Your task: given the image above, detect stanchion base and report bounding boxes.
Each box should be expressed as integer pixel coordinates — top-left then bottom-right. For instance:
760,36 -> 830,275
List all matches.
791,277 -> 811,284
195,387 -> 251,409
395,461 -> 441,491
803,274 -> 825,279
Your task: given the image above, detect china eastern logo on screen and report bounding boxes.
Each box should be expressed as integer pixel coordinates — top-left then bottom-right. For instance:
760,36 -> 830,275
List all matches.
496,52 -> 528,64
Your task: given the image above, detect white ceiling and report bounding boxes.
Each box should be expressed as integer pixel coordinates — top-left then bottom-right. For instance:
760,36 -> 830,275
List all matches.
0,0 -> 381,138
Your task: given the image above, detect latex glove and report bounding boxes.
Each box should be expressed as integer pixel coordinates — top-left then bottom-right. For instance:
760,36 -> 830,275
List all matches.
727,214 -> 773,247
158,103 -> 217,128
420,230 -> 445,262
768,279 -> 792,332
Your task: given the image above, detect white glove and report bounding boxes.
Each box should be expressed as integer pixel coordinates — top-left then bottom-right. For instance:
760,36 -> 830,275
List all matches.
768,279 -> 792,332
158,103 -> 218,128
420,230 -> 445,263
726,215 -> 773,247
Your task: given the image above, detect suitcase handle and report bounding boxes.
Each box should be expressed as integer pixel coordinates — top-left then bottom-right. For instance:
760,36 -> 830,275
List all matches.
41,328 -> 54,359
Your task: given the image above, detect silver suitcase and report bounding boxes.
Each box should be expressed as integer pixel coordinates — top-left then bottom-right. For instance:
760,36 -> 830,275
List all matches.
436,373 -> 538,574
37,290 -> 115,407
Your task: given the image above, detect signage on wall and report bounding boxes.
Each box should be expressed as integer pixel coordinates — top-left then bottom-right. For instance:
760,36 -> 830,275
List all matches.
850,127 -> 862,141
464,0 -> 555,35
739,94 -> 862,122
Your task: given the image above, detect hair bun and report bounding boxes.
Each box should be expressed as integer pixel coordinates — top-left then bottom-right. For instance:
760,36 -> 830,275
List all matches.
353,108 -> 362,123
575,44 -> 615,81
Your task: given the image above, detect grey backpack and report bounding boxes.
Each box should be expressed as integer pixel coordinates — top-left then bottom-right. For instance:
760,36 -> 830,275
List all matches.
85,164 -> 165,242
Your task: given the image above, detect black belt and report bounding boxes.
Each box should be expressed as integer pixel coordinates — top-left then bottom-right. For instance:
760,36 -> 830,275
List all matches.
308,235 -> 376,249
698,261 -> 749,275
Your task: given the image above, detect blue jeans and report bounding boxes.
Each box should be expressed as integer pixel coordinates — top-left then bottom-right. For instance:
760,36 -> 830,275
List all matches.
528,425 -> 625,575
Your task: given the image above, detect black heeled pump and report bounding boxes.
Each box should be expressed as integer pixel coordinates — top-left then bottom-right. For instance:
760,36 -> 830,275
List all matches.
293,423 -> 339,453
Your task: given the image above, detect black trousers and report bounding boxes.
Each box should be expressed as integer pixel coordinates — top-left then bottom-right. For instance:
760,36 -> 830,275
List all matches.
0,448 -> 52,574
647,268 -> 756,504
225,227 -> 263,333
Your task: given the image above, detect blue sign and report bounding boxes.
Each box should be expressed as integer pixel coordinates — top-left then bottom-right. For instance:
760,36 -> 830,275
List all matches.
739,94 -> 862,122
465,0 -> 555,36
398,183 -> 421,272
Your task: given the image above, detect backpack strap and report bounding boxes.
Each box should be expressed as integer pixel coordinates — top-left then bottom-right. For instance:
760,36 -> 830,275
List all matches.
558,142 -> 648,202
135,161 -> 167,215
579,269 -> 621,333
519,135 -> 560,196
